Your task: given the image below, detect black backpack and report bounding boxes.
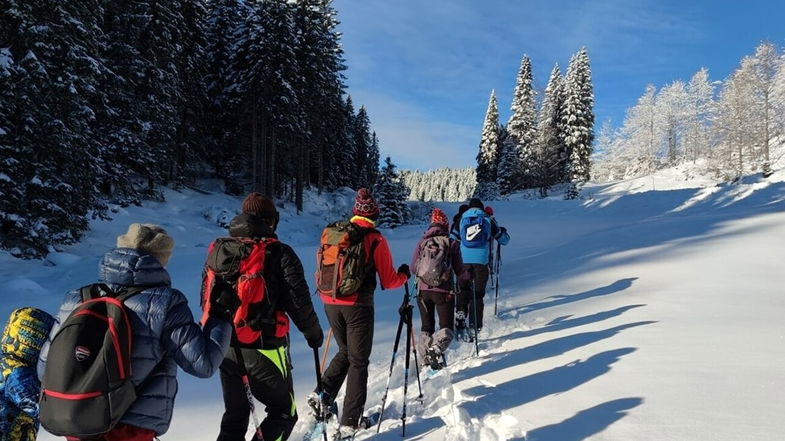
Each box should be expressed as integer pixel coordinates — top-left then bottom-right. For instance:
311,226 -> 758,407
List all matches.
40,283 -> 145,437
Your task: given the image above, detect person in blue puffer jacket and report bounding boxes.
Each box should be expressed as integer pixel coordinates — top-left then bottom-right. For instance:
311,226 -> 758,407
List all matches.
38,223 -> 236,441
455,198 -> 510,339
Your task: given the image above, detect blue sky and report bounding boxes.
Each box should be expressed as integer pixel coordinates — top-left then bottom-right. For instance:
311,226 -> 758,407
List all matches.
333,0 -> 785,171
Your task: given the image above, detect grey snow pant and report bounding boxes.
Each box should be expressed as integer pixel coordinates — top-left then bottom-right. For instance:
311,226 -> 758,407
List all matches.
417,289 -> 455,361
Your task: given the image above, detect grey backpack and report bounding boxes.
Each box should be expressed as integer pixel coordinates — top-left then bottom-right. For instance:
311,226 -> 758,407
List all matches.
415,235 -> 452,287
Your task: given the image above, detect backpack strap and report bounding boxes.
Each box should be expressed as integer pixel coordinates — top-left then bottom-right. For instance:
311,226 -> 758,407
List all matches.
79,284 -> 147,303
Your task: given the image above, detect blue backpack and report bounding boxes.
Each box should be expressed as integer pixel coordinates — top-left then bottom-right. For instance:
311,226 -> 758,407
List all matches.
460,214 -> 490,249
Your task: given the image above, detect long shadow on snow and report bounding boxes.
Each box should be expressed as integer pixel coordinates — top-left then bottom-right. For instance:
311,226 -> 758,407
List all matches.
452,321 -> 654,383
491,303 -> 646,344
520,397 -> 644,441
505,180 -> 785,299
458,348 -> 637,419
497,278 -> 639,317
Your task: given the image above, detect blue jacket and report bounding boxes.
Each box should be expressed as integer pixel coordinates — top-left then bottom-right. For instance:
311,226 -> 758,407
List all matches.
39,248 -> 232,435
457,208 -> 510,265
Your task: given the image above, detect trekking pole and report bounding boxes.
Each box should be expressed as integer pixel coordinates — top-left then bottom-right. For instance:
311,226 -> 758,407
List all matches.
233,344 -> 264,440
408,281 -> 423,400
312,346 -> 329,441
471,279 -> 479,356
488,239 -> 495,289
401,282 -> 413,437
376,291 -> 407,433
494,242 -> 501,316
320,327 -> 333,373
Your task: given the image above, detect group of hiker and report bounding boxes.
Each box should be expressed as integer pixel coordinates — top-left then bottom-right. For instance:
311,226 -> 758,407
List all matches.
0,188 -> 509,441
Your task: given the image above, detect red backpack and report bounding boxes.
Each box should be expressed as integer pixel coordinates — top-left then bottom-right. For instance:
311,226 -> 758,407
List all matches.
200,237 -> 288,343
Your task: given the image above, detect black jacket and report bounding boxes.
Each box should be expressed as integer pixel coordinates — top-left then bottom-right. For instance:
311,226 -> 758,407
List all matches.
228,213 -> 322,348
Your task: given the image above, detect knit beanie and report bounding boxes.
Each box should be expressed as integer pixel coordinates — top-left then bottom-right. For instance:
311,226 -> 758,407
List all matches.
241,192 -> 278,219
352,188 -> 380,219
468,198 -> 484,209
431,208 -> 449,227
117,223 -> 175,267
484,206 -> 494,216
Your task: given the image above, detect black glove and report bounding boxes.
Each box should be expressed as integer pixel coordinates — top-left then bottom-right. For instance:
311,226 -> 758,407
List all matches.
209,279 -> 240,323
397,264 -> 411,279
500,226 -> 507,235
305,326 -> 324,348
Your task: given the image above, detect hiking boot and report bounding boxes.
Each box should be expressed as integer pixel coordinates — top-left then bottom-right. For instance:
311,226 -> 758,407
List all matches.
425,346 -> 444,370
336,425 -> 358,440
455,311 -> 466,330
307,391 -> 335,420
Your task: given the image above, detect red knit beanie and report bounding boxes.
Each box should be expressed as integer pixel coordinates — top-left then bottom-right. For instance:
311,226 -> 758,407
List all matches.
352,188 -> 380,219
241,192 -> 277,219
484,206 -> 494,216
431,208 -> 448,226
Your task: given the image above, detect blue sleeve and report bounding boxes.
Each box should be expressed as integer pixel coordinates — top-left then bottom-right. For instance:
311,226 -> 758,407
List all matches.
6,367 -> 41,418
162,291 -> 232,378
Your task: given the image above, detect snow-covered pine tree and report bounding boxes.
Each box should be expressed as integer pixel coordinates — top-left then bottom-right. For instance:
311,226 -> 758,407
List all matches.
172,0 -> 210,185
496,125 -> 519,196
353,106 -> 373,188
204,0 -> 245,189
507,55 -> 538,190
474,90 -> 501,200
293,0 -> 346,206
0,0 -> 109,256
376,156 -> 410,228
368,131 -> 381,187
536,64 -> 565,195
561,48 -> 595,199
331,95 -> 358,189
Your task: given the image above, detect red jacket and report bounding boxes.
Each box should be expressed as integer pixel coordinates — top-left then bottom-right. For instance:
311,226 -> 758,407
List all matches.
319,216 -> 408,306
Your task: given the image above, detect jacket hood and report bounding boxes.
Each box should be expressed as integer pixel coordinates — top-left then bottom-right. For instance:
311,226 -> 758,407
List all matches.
463,207 -> 486,218
99,248 -> 171,288
229,213 -> 277,238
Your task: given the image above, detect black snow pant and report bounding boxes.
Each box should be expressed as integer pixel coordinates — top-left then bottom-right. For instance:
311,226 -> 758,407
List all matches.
321,304 -> 374,428
458,263 -> 490,329
217,345 -> 297,441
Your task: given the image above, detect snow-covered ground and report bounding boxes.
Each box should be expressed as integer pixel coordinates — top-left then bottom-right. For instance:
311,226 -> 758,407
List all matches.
3,166 -> 785,441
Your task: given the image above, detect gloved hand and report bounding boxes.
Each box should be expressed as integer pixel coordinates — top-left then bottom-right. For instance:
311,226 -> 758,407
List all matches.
305,326 -> 324,348
209,279 -> 239,323
500,226 -> 507,235
397,264 -> 411,279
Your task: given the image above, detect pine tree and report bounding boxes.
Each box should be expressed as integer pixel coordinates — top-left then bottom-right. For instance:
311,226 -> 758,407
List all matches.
475,90 -> 500,200
496,125 -> 519,195
376,157 -> 410,228
353,106 -> 373,188
0,0 -> 109,256
561,48 -> 595,199
507,55 -> 538,190
536,64 -> 565,195
367,131 -> 381,187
